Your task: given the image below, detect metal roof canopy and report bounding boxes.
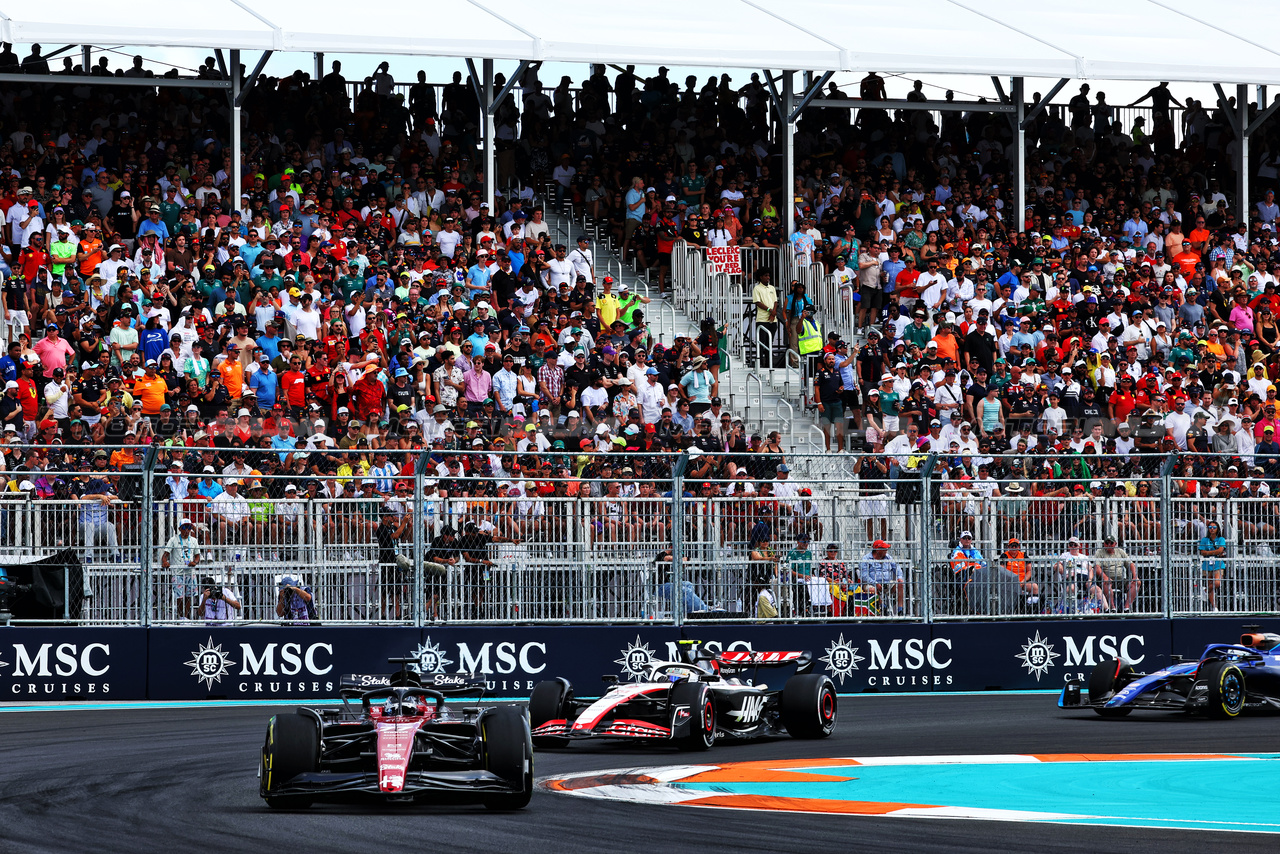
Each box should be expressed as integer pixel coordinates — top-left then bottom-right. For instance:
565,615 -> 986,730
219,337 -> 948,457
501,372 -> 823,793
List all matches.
3,0 -> 1280,84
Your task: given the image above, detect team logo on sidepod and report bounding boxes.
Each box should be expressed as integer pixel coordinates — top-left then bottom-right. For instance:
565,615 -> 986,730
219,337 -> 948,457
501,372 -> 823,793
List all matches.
819,634 -> 865,685
186,637 -> 235,689
1015,631 -> 1061,681
408,637 -> 453,674
615,636 -> 657,681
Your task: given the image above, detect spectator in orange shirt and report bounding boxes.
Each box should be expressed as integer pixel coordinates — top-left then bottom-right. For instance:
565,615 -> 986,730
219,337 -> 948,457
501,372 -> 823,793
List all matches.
1171,240 -> 1199,275
1187,216 -> 1211,257
218,343 -> 245,401
110,431 -> 139,469
930,322 -> 961,365
132,359 -> 169,416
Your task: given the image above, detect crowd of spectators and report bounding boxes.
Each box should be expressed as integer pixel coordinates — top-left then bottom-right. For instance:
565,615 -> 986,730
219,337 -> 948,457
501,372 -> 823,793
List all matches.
0,55 -> 1275,586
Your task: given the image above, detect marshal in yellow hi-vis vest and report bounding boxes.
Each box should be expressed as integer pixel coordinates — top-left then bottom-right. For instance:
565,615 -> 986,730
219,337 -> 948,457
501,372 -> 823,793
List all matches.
797,317 -> 823,355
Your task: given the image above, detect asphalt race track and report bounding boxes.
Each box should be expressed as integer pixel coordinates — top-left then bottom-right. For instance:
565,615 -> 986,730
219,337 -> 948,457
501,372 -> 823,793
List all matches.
0,694 -> 1276,854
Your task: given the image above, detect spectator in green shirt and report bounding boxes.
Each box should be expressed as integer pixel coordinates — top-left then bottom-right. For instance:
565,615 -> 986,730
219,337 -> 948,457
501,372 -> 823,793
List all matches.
786,534 -> 814,578
49,227 -> 77,277
902,310 -> 932,349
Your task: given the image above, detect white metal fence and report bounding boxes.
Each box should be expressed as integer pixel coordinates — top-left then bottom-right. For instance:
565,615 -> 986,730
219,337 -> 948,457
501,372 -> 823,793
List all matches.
2,449 -> 1277,625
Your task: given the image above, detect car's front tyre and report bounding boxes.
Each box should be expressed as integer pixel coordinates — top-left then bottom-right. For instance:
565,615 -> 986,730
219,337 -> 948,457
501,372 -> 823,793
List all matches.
482,706 -> 534,809
529,678 -> 573,748
1087,657 -> 1134,718
671,682 -> 715,750
261,713 -> 318,809
1201,660 -> 1246,719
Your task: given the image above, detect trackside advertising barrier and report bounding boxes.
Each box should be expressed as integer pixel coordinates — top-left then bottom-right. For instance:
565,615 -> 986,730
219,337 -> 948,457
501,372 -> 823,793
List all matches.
4,618 -> 1280,701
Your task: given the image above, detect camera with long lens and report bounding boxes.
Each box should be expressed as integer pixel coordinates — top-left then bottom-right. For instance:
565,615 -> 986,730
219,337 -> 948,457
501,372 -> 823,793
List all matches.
202,577 -> 222,600
0,567 -> 30,625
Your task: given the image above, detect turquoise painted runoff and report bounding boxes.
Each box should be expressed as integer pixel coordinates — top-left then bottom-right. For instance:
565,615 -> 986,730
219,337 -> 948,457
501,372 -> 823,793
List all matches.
673,757 -> 1280,834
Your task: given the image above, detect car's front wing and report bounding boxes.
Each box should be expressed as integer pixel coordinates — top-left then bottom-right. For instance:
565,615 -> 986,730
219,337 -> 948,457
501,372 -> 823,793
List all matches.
267,769 -> 521,802
1059,682 -> 1193,712
533,717 -> 673,740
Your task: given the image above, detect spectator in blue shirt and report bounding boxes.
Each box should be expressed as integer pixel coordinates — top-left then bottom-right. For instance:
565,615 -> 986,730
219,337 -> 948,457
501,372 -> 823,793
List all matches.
248,356 -> 277,408
196,467 -> 224,500
0,342 -> 21,383
136,205 -> 171,242
1197,521 -> 1227,611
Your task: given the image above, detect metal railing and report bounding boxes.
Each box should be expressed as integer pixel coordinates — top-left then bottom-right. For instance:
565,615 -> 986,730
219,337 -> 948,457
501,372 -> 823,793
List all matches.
2,448 -> 1279,626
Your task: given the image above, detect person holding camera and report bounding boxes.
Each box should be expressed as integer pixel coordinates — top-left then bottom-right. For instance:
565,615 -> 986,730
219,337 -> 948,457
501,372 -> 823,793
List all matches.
275,575 -> 314,624
197,575 -> 240,625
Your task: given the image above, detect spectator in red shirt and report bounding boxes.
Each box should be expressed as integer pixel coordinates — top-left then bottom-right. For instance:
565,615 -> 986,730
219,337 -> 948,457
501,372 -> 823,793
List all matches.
18,235 -> 48,283
894,257 -> 921,302
280,355 -> 307,416
351,363 -> 386,423
1109,375 -> 1138,423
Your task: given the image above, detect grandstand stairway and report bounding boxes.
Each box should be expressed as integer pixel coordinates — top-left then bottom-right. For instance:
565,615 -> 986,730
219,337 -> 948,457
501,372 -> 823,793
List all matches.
540,199 -> 829,455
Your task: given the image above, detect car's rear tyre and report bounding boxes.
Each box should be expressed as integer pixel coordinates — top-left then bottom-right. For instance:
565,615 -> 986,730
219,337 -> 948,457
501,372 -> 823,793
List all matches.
529,678 -> 573,748
261,713 -> 318,809
781,673 -> 838,738
482,706 -> 533,810
1201,660 -> 1246,719
671,682 -> 715,750
1087,658 -> 1134,718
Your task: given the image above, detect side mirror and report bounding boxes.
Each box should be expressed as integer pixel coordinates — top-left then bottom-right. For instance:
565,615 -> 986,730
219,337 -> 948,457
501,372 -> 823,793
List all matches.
601,674 -> 618,686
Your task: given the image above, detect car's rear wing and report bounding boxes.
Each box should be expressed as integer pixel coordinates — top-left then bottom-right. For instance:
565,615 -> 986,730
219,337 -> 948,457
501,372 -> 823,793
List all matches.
339,671 -> 487,694
717,650 -> 813,672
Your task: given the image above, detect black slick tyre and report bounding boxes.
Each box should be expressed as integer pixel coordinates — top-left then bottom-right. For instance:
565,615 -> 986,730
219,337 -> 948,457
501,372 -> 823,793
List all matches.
1087,658 -> 1134,718
1201,660 -> 1246,719
671,682 -> 715,750
261,713 -> 319,809
781,673 -> 838,738
482,706 -> 534,809
529,678 -> 573,748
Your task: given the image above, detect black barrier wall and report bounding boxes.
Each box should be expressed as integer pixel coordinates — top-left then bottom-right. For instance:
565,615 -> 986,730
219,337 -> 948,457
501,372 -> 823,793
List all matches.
3,620 -> 1280,701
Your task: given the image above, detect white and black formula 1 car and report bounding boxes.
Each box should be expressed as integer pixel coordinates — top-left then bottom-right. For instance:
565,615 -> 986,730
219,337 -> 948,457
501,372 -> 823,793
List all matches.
529,641 -> 836,749
259,660 -> 532,809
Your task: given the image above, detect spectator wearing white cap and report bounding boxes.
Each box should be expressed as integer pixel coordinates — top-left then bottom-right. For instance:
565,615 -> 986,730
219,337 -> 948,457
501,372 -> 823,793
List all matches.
162,518 -> 202,620
210,478 -> 251,543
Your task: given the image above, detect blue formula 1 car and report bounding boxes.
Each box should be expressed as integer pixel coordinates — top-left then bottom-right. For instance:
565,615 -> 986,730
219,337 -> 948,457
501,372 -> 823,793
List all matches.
1059,631 -> 1280,718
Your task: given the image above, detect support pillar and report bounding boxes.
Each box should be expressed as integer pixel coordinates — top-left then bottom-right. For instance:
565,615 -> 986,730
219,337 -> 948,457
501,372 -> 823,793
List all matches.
782,71 -> 795,242
81,46 -> 90,73
1014,77 -> 1026,235
231,50 -> 242,215
483,58 -> 495,208
314,52 -> 324,81
1239,83 -> 1250,219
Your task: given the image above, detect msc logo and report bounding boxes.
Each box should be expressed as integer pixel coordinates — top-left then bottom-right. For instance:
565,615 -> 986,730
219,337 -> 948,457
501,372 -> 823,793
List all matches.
187,638 -> 334,688
730,694 -> 765,723
819,634 -> 865,685
1062,634 -> 1145,667
2,643 -> 110,678
615,636 -> 657,681
1015,631 -> 1061,681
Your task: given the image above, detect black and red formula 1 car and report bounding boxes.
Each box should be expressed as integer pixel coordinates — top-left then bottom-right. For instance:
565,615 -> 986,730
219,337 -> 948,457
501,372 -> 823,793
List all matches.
259,661 -> 532,809
529,641 -> 836,750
